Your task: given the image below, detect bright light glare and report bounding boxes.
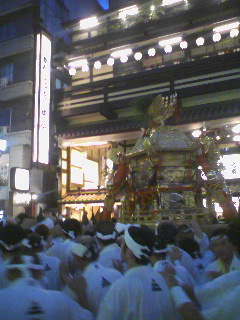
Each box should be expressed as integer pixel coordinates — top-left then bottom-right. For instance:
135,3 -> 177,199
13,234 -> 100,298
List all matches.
232,124 -> 240,134
119,5 -> 138,20
213,21 -> 239,33
233,135 -> 240,142
230,28 -> 239,38
80,17 -> 98,29
107,57 -> 115,66
192,130 -> 202,138
162,0 -> 185,6
82,64 -> 89,72
196,37 -> 204,46
0,139 -> 7,151
134,52 -> 142,60
69,67 -> 76,75
164,44 -> 172,53
94,61 -> 102,70
180,41 -> 188,49
212,33 -> 221,42
148,48 -> 156,56
111,48 -> 132,58
120,55 -> 128,63
68,59 -> 88,68
159,36 -> 182,47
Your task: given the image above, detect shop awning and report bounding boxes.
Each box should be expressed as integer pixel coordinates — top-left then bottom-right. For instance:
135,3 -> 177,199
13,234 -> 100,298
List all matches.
59,189 -> 107,204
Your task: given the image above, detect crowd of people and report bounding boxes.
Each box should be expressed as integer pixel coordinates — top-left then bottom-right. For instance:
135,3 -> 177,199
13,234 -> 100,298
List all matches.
0,210 -> 240,320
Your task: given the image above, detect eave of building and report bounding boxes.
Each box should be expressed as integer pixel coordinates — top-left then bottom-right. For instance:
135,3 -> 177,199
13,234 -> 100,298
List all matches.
59,189 -> 107,204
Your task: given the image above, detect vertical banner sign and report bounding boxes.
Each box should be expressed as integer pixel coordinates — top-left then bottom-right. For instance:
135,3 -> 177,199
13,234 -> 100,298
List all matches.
33,32 -> 51,164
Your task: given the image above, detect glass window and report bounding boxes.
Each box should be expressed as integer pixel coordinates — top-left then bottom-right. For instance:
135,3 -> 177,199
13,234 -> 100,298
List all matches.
0,63 -> 14,84
0,22 -> 16,43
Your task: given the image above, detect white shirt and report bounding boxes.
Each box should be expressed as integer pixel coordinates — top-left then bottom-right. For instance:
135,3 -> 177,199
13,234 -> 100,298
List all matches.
97,265 -> 180,320
202,254 -> 240,282
46,239 -> 73,264
97,243 -> 122,269
0,278 -> 94,320
62,262 -> 123,316
84,262 -> 123,315
38,252 -> 62,290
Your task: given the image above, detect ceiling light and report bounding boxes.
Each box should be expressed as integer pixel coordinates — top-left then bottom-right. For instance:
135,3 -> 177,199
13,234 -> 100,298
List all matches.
232,124 -> 240,134
134,52 -> 142,60
164,44 -> 172,53
148,48 -> 156,56
94,61 -> 102,70
162,0 -> 185,6
216,136 -> 221,140
69,67 -> 76,76
213,21 -> 239,33
68,59 -> 88,68
107,57 -> 115,66
230,28 -> 239,38
233,135 -> 240,142
80,16 -> 98,29
150,5 -> 155,11
82,64 -> 89,72
192,130 -> 202,138
196,37 -> 204,46
180,40 -> 188,49
120,55 -> 128,63
159,36 -> 182,47
119,5 -> 138,20
212,33 -> 221,42
111,48 -> 132,58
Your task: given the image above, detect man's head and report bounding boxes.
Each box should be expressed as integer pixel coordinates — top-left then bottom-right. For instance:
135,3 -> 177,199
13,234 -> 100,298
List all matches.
157,222 -> 178,245
176,224 -> 194,245
121,225 -> 155,267
62,218 -> 82,239
96,221 -> 116,247
70,241 -> 95,271
209,228 -> 234,262
0,224 -> 26,255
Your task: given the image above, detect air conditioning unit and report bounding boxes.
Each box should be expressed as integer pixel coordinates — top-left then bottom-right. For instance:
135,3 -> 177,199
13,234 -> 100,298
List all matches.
0,77 -> 8,88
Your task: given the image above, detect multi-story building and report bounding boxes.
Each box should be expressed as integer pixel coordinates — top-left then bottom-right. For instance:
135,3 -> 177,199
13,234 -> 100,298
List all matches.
55,0 -> 240,221
0,0 -> 70,218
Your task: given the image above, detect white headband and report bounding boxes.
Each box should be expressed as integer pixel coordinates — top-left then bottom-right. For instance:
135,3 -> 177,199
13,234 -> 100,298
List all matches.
153,249 -> 167,254
62,230 -> 75,239
96,231 -> 116,240
124,227 -> 151,259
0,240 -> 22,251
210,235 -> 227,242
71,243 -> 92,258
7,255 -> 44,272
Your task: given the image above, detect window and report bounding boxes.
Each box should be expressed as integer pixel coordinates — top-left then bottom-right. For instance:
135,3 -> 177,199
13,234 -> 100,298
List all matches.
0,63 -> 14,84
0,22 -> 16,43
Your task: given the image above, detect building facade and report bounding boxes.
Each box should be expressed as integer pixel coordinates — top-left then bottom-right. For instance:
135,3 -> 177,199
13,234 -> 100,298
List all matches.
54,0 -> 240,221
0,0 -> 70,218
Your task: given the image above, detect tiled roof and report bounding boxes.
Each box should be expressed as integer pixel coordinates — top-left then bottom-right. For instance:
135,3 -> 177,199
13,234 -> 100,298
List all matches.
56,99 -> 240,139
59,190 -> 107,204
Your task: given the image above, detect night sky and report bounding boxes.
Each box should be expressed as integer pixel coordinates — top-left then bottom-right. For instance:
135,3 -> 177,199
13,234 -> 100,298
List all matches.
66,0 -> 109,20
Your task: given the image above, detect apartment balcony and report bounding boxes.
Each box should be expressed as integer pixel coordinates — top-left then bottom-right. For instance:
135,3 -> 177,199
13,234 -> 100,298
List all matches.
0,35 -> 34,59
0,81 -> 33,102
0,0 -> 38,17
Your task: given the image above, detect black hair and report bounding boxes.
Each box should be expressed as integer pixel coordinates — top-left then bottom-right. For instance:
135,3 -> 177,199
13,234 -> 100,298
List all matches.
178,238 -> 202,259
35,224 -> 50,241
96,220 -> 116,245
0,224 -> 25,254
62,218 -> 82,238
157,222 -> 177,245
126,225 -> 155,265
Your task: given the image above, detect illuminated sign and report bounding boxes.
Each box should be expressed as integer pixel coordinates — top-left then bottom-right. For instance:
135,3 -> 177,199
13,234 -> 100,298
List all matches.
33,32 -> 51,164
10,167 -> 30,191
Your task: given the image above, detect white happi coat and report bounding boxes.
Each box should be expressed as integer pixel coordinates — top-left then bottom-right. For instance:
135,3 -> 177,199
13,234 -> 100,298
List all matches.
97,243 -> 122,269
97,265 -> 180,320
0,278 -> 94,320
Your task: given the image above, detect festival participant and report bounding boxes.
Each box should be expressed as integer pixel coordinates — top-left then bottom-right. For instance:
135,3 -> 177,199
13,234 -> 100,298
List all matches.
97,225 -> 180,320
96,221 -> 123,270
21,232 -> 62,290
157,222 -> 200,281
0,252 -> 94,320
46,218 -> 82,264
202,228 -> 240,282
0,223 -> 26,288
162,266 -> 240,320
61,240 -> 122,316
